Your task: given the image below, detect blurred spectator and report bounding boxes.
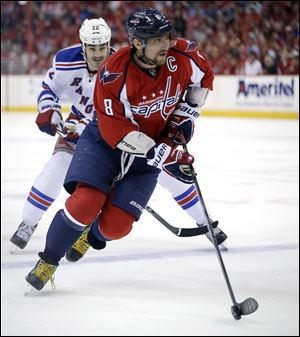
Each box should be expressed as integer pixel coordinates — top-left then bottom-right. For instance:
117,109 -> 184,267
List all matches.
223,53 -> 243,75
262,54 -> 278,74
173,5 -> 187,37
278,49 -> 299,75
243,51 -> 263,75
1,1 -> 299,75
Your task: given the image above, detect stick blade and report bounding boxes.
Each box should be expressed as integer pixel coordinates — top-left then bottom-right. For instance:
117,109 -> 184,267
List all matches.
240,297 -> 259,315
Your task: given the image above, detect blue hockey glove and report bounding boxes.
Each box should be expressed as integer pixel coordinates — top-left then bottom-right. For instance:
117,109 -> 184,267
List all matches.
147,143 -> 194,184
168,101 -> 200,145
168,115 -> 194,144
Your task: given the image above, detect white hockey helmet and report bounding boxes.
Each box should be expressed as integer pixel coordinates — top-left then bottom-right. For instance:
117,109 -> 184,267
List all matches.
79,18 -> 111,46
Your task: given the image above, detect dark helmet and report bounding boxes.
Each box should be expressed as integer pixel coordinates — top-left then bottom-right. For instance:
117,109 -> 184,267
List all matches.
126,8 -> 173,44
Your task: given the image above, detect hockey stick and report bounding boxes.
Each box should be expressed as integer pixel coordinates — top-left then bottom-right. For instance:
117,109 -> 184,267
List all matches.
145,205 -> 218,237
183,144 -> 258,320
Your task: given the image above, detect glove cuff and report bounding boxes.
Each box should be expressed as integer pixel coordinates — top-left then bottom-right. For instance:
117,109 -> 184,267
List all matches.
147,143 -> 172,169
173,101 -> 200,121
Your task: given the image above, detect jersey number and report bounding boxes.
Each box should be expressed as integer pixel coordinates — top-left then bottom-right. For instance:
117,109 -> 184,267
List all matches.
104,99 -> 113,115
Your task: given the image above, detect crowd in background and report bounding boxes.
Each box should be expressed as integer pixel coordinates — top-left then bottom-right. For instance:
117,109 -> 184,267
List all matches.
1,1 -> 299,75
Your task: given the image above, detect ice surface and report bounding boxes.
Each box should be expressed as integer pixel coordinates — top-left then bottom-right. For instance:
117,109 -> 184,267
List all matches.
1,113 -> 299,336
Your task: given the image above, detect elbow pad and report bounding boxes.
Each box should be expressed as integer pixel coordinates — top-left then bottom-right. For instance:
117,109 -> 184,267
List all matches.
185,87 -> 209,109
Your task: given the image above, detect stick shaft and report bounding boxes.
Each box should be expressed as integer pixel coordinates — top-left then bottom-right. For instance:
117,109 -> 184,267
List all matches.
183,144 -> 238,305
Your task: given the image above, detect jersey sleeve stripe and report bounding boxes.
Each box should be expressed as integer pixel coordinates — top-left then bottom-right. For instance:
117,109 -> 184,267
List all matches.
120,84 -> 133,119
37,89 -> 58,102
55,61 -> 86,67
56,66 -> 87,71
190,59 -> 205,87
172,47 -> 207,73
172,47 -> 212,89
118,59 -> 135,121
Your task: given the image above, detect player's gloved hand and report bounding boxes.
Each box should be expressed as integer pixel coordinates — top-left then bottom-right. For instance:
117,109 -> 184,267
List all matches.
36,99 -> 63,136
62,118 -> 92,143
168,101 -> 200,145
147,143 -> 194,183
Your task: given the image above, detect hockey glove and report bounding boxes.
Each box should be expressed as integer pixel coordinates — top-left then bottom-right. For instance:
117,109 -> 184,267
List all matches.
168,101 -> 200,145
36,99 -> 63,136
62,118 -> 92,143
147,143 -> 194,184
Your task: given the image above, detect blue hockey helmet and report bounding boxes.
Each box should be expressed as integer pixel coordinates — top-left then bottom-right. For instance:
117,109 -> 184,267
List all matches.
126,8 -> 173,44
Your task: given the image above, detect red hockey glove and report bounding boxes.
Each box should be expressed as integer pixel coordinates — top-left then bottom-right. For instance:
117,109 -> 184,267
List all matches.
147,143 -> 194,184
36,99 -> 63,136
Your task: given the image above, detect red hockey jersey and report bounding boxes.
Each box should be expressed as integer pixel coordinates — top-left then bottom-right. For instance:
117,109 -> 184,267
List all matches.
94,38 -> 214,149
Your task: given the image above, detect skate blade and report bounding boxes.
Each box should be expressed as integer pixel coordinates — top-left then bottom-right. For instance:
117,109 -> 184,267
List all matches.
24,283 -> 35,296
219,242 -> 228,251
10,244 -> 21,254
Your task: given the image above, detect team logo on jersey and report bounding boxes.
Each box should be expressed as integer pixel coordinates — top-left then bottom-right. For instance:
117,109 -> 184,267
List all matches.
100,65 -> 122,85
185,40 -> 197,52
131,76 -> 182,120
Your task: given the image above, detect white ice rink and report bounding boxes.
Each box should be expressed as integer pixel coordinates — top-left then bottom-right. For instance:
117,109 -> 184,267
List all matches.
1,113 -> 299,336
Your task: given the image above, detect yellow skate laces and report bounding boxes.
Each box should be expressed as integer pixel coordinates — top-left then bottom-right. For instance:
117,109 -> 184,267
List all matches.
33,259 -> 57,289
73,228 -> 91,254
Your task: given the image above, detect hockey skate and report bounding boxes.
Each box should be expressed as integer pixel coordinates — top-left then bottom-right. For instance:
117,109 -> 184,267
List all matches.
25,258 -> 57,291
65,226 -> 92,262
65,225 -> 107,262
10,221 -> 38,251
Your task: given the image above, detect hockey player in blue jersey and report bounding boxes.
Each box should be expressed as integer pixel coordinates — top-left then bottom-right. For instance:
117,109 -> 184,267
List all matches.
11,15 -> 226,255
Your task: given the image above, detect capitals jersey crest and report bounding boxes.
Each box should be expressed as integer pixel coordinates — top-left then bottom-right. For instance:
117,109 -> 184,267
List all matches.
94,38 -> 214,148
100,65 -> 122,85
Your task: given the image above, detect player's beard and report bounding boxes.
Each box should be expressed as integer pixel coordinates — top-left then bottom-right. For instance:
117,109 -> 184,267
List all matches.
154,54 -> 167,67
153,48 -> 169,66
144,51 -> 168,67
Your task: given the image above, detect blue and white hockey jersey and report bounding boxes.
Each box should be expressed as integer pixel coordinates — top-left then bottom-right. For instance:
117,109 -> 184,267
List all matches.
38,44 -> 115,120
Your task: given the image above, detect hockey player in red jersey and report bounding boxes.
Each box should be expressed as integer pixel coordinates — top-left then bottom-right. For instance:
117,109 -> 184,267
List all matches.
25,8 -> 224,291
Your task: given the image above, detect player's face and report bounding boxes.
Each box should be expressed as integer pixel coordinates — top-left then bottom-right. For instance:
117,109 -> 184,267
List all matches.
85,44 -> 109,71
144,33 -> 171,66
